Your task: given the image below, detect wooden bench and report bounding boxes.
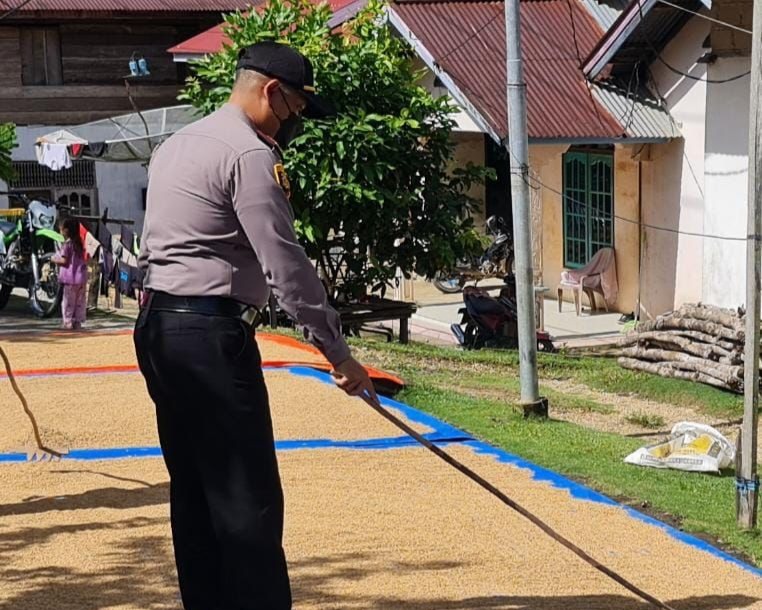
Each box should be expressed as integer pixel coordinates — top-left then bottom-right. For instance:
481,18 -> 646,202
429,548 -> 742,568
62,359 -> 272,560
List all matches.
265,295 -> 417,344
336,298 -> 418,344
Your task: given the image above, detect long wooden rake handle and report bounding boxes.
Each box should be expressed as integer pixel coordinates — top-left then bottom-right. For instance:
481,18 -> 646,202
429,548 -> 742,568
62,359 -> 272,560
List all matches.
359,393 -> 676,610
0,345 -> 64,460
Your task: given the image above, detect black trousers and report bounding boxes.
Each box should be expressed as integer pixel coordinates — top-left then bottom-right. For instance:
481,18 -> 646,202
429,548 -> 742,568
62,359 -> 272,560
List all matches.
134,309 -> 292,610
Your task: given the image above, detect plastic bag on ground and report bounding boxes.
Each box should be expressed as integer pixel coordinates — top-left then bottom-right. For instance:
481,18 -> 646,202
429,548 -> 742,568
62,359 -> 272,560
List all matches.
624,422 -> 735,473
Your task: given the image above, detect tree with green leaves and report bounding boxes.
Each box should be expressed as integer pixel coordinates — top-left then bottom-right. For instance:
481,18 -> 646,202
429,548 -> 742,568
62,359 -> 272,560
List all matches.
0,124 -> 16,183
182,0 -> 492,300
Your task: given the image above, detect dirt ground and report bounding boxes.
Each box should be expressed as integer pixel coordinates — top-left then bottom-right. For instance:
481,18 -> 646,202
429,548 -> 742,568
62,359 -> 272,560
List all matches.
0,330 -> 324,372
0,331 -> 760,609
0,370 -> 431,454
1,446 -> 761,610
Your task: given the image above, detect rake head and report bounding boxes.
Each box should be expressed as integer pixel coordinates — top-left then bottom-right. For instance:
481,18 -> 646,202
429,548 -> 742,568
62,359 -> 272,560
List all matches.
1,345 -> 70,464
25,444 -> 68,463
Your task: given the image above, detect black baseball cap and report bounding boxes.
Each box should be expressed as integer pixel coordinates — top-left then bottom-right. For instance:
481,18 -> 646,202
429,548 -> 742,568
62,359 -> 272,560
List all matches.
236,41 -> 335,119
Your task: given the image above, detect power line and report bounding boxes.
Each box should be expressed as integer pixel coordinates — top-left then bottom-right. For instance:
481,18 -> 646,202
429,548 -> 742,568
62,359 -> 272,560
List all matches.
446,49 -> 751,242
519,166 -> 750,242
636,1 -> 751,84
655,54 -> 751,83
434,10 -> 501,66
563,0 -> 622,133
656,0 -> 752,36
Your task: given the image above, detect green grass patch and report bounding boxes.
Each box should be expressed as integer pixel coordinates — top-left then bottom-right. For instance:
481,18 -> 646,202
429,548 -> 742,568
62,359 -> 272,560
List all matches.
624,412 -> 667,430
349,338 -> 744,420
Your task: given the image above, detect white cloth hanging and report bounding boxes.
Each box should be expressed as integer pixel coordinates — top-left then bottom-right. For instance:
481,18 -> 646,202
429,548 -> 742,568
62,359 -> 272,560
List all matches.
35,142 -> 72,171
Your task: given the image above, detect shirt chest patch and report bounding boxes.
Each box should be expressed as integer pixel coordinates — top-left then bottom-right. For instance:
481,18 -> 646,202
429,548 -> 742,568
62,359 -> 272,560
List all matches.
273,163 -> 291,199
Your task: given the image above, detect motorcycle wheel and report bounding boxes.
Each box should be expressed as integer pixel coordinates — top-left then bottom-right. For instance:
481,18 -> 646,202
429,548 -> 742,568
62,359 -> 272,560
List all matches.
538,338 -> 557,353
0,283 -> 11,310
433,272 -> 466,294
29,253 -> 62,318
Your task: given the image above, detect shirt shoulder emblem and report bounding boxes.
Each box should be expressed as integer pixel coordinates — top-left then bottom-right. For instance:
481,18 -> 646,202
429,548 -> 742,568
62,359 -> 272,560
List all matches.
273,163 -> 292,199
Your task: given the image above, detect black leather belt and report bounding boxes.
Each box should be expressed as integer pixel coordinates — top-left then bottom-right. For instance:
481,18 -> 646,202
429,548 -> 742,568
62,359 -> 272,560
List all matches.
143,292 -> 262,328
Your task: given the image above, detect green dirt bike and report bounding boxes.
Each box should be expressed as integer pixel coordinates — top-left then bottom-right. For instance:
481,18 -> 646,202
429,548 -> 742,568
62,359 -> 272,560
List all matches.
0,194 -> 65,318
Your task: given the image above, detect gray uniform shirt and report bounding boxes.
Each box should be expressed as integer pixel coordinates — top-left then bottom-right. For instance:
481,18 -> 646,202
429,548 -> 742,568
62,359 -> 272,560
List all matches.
139,103 -> 350,366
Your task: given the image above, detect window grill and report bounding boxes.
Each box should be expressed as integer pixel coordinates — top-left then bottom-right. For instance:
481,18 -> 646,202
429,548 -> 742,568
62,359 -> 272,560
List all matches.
9,160 -> 96,190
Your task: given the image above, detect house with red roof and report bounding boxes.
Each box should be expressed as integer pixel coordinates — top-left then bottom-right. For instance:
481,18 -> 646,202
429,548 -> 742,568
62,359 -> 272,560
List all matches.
168,0 -> 368,62
168,0 -> 690,318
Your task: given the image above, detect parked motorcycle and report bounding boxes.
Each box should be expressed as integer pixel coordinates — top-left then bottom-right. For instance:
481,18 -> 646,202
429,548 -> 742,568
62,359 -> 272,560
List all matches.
450,281 -> 555,352
0,194 -> 65,318
434,215 -> 515,294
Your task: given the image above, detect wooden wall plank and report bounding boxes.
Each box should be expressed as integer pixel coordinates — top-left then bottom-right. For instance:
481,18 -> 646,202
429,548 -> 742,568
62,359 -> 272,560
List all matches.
0,84 -> 180,99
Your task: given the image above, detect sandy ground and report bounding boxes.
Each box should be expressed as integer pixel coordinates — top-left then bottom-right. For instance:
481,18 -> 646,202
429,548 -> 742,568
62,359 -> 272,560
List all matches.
1,447 -> 761,610
0,370 -> 431,454
1,331 -> 761,609
0,331 -> 325,372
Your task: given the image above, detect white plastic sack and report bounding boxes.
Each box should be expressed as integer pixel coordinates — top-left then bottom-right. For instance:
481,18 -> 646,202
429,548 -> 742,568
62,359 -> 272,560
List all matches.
624,422 -> 735,473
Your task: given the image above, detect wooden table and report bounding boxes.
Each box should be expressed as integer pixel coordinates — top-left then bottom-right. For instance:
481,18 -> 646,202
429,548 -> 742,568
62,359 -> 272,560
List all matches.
265,296 -> 418,344
336,298 -> 418,344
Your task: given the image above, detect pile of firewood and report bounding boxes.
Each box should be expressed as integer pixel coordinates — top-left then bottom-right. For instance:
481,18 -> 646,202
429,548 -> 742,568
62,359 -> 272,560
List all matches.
594,304 -> 747,393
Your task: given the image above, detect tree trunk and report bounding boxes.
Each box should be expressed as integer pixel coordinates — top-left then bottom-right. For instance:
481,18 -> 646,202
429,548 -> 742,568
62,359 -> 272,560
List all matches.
619,347 -> 742,383
638,316 -> 744,342
618,357 -> 741,392
677,303 -> 745,331
614,331 -> 736,360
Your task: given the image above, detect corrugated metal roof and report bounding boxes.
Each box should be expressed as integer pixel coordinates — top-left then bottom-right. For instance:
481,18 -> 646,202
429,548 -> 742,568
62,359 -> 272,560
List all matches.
168,23 -> 232,55
579,0 -> 626,30
392,0 -> 625,141
169,0 -> 366,56
584,0 -> 704,78
592,79 -> 680,140
12,0 -> 250,11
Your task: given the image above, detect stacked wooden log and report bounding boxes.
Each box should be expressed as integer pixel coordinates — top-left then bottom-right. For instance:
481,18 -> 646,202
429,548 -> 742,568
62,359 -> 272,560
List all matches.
597,304 -> 747,393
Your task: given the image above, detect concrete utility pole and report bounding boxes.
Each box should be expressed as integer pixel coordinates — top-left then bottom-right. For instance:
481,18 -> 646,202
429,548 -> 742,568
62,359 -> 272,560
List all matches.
504,0 -> 546,417
739,0 -> 762,530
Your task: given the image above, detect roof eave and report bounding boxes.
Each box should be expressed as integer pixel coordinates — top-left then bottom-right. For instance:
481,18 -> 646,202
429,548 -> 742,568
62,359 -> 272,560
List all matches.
530,136 -> 674,144
385,6 -> 502,144
172,52 -> 205,63
583,0 -> 658,79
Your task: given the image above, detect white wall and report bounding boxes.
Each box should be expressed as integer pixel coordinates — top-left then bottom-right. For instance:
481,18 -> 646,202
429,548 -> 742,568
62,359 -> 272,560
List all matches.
96,162 -> 148,234
646,17 -> 709,313
415,60 -> 484,134
703,55 -> 751,308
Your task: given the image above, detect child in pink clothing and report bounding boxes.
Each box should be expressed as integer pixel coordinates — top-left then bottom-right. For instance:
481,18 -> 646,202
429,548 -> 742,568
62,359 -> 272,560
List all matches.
53,218 -> 88,330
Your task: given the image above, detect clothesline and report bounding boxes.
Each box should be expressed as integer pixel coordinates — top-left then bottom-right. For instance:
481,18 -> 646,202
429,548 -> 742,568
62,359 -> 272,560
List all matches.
79,216 -> 143,311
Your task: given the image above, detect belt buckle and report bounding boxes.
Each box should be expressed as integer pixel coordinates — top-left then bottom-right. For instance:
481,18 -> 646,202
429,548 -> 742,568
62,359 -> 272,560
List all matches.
240,306 -> 261,328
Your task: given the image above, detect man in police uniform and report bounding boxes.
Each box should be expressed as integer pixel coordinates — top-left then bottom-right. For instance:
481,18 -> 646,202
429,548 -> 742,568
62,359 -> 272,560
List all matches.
135,41 -> 376,610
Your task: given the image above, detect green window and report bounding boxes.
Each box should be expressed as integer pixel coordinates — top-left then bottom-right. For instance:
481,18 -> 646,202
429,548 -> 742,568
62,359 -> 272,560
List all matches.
562,151 -> 614,268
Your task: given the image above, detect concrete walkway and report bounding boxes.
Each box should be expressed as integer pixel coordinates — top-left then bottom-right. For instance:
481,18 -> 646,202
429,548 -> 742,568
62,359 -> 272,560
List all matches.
410,280 -> 624,348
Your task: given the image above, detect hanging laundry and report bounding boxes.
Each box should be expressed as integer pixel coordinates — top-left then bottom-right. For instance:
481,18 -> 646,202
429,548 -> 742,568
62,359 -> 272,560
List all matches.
117,263 -> 143,299
115,239 -> 144,299
120,225 -> 136,256
36,143 -> 72,171
78,223 -> 96,262
96,221 -> 112,252
85,142 -> 107,158
95,222 -> 114,293
83,228 -> 101,262
70,143 -> 84,159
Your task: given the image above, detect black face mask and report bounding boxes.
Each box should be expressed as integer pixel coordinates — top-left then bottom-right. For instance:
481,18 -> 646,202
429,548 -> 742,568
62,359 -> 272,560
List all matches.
274,114 -> 303,149
272,88 -> 304,149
